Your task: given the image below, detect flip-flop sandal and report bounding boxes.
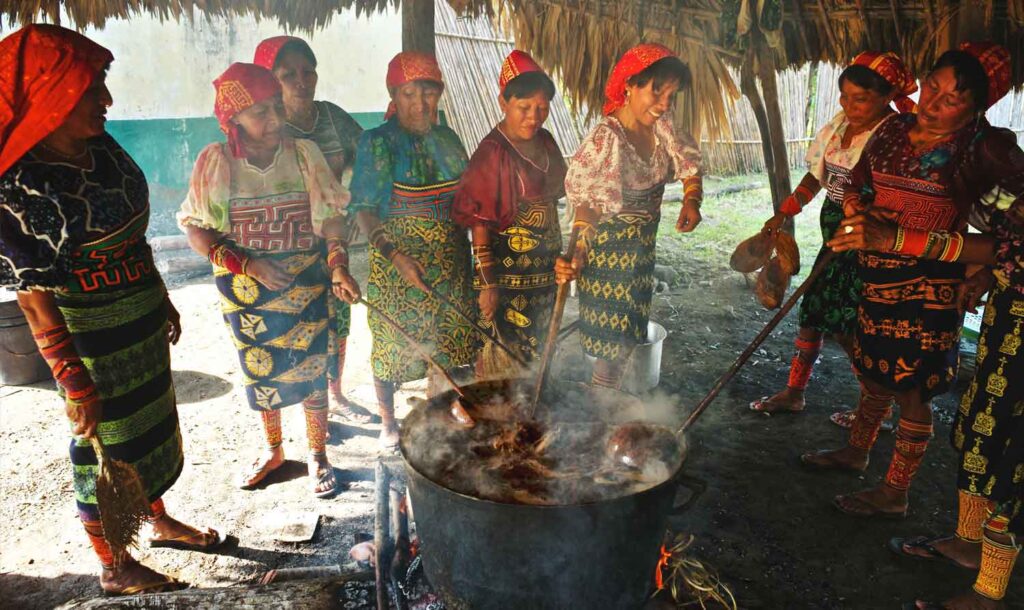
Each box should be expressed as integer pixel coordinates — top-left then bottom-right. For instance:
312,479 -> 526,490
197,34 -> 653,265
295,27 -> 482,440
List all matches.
799,451 -> 867,472
103,574 -> 185,597
749,396 -> 804,414
888,536 -> 973,569
311,464 -> 338,499
833,493 -> 907,519
149,527 -> 226,552
238,454 -> 284,490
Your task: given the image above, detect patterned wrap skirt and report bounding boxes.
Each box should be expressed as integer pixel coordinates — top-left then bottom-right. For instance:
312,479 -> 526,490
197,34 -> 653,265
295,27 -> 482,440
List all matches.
216,249 -> 330,411
479,199 -> 562,362
797,197 -> 862,335
578,184 -> 664,362
952,283 -> 1024,534
852,252 -> 963,400
367,217 -> 478,382
58,280 -> 184,520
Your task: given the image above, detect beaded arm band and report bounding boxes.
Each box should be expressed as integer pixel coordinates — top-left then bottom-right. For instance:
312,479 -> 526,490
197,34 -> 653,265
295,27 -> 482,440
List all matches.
891,228 -> 965,262
780,184 -> 817,216
32,324 -> 98,409
325,237 -> 350,271
472,243 -> 498,289
208,237 -> 250,275
368,226 -> 398,262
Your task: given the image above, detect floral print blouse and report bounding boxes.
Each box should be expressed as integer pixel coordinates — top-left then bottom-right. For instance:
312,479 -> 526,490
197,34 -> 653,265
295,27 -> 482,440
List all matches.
565,115 -> 701,218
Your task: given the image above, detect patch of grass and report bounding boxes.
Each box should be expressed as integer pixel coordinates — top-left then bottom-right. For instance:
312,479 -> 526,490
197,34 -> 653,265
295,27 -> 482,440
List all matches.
657,173 -> 827,282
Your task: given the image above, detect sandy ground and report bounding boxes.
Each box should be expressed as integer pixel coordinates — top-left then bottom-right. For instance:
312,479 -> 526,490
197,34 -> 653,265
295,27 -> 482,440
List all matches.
2,239 -> 1022,609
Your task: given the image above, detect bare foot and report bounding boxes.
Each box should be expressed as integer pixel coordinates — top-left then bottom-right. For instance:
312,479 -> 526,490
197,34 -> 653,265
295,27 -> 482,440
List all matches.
800,446 -> 869,472
750,387 -> 805,413
238,445 -> 285,489
100,555 -> 183,595
834,484 -> 908,518
901,535 -> 981,570
915,589 -> 1006,610
309,453 -> 338,498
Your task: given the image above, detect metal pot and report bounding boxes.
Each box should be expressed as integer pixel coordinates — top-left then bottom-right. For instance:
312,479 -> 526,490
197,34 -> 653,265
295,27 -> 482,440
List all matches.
584,321 -> 668,394
0,299 -> 50,386
400,380 -> 695,610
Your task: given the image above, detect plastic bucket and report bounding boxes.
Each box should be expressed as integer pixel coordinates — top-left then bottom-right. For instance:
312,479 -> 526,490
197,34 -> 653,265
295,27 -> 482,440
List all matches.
0,299 -> 51,386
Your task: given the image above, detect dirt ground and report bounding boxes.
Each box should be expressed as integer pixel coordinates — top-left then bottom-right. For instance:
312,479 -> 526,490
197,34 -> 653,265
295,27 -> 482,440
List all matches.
1,186 -> 1022,609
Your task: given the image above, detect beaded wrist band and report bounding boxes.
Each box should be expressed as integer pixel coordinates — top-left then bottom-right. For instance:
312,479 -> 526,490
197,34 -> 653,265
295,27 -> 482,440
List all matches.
33,324 -> 98,408
369,226 -> 397,261
892,227 -> 930,257
326,237 -> 350,270
472,243 -> 498,288
682,176 -> 703,206
937,231 -> 964,262
208,238 -> 250,275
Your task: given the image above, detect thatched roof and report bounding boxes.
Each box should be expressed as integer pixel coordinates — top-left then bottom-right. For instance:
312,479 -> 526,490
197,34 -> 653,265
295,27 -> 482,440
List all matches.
5,0 -> 1023,139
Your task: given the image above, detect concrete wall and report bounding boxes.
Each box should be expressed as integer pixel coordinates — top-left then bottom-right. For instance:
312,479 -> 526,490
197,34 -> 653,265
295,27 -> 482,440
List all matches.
79,9 -> 402,120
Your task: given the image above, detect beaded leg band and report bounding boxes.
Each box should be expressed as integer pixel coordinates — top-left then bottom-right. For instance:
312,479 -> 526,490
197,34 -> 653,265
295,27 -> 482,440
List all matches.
973,527 -> 1020,601
884,417 -> 932,491
261,409 -> 282,448
303,393 -> 329,454
82,518 -> 117,568
956,490 -> 996,543
787,336 -> 823,390
848,388 -> 894,451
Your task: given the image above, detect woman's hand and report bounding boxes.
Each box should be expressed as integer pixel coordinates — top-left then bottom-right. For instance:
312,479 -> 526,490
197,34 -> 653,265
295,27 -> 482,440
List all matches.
827,209 -> 899,253
246,257 -> 294,290
391,252 -> 430,292
762,212 -> 788,236
958,268 -> 994,315
478,287 -> 500,322
67,397 -> 102,439
332,267 -> 361,304
676,200 -> 702,233
165,296 -> 182,345
555,251 -> 585,285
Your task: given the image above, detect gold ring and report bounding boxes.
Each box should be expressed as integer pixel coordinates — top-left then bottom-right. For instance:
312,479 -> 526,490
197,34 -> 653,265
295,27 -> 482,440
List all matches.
844,225 -> 854,234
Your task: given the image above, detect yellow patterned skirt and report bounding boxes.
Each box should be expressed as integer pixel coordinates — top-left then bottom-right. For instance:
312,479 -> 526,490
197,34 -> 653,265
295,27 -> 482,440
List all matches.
215,249 -> 329,410
367,217 -> 479,382
578,210 -> 659,362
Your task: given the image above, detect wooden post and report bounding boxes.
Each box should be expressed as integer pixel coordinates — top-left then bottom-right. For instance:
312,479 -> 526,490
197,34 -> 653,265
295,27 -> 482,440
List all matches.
740,56 -> 780,208
402,0 -> 436,54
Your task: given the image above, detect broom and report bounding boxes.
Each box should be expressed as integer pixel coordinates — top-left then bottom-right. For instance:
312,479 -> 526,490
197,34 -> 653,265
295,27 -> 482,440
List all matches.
90,437 -> 152,564
478,322 -> 520,380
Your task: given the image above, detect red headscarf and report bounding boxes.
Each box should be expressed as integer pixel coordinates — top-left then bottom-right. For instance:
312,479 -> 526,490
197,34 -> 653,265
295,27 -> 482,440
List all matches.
499,50 -> 544,93
850,51 -> 918,113
384,52 -> 444,120
958,41 -> 1012,109
603,43 -> 676,115
213,62 -> 282,158
0,24 -> 112,176
252,36 -> 313,71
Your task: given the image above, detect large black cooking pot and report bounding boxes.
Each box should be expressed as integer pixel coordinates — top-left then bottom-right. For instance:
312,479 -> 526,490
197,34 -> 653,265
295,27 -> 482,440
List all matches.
400,379 -> 695,610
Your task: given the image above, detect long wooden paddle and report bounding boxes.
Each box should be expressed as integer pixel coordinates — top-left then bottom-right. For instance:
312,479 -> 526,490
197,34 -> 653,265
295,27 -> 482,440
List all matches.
678,249 -> 835,434
529,226 -> 582,417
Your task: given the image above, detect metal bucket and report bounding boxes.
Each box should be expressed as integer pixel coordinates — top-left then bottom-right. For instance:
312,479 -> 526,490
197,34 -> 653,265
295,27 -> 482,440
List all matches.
0,299 -> 50,386
585,321 -> 668,394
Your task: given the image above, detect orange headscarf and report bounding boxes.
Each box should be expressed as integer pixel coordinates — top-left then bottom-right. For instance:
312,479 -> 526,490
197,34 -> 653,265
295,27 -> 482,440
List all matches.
0,24 -> 112,176
212,62 -> 282,158
603,43 -> 676,115
959,41 -> 1012,109
850,51 -> 918,113
384,52 -> 444,120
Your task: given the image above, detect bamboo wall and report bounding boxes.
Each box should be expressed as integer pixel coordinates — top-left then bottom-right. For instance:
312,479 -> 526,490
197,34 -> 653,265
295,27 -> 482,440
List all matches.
437,1 -> 1024,175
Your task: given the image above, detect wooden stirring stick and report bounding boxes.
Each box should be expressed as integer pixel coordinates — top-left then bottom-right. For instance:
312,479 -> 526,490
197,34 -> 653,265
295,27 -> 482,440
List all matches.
423,284 -> 527,367
529,226 -> 581,417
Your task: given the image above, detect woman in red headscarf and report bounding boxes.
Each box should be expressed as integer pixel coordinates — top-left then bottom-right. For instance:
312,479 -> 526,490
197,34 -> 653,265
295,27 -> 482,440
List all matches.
830,43 -> 1023,610
349,52 -> 476,448
555,43 -> 703,389
179,63 -> 359,498
453,51 -> 567,372
254,36 -> 369,423
749,52 -> 916,425
802,44 -> 1023,531
0,25 -> 222,595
